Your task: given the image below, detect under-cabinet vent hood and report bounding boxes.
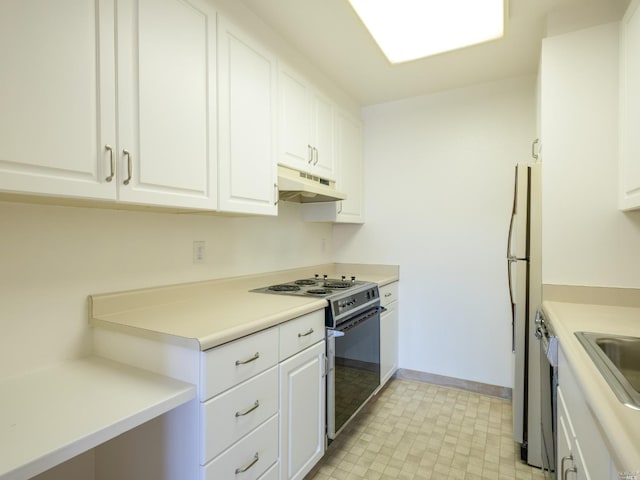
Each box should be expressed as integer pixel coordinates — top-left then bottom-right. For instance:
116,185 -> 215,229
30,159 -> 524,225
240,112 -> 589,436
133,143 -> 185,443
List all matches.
277,166 -> 347,203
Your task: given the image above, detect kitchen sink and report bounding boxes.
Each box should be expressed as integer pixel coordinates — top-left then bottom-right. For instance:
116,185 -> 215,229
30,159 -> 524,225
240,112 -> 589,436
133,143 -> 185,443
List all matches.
575,332 -> 640,411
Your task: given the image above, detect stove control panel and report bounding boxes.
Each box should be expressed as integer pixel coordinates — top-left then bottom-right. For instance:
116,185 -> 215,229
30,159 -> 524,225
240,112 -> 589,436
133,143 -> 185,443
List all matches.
328,284 -> 380,326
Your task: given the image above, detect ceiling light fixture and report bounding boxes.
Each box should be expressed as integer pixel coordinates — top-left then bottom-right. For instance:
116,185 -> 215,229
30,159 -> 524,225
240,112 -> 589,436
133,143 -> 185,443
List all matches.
347,0 -> 506,64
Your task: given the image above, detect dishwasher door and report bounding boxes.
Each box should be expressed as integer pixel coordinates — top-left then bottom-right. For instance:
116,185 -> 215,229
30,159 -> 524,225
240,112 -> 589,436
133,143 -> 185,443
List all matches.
537,311 -> 558,479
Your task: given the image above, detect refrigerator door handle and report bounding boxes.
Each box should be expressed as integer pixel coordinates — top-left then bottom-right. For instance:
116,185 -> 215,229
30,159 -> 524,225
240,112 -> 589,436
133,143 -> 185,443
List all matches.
507,166 -> 518,258
508,259 -> 516,353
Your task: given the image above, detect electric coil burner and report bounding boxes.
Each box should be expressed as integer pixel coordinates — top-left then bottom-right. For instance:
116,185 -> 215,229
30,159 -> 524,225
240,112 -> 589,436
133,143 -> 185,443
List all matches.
267,284 -> 301,292
251,274 -> 366,300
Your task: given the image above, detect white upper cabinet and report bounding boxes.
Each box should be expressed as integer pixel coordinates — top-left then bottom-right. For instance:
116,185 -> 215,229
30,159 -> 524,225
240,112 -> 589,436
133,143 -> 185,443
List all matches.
0,0 -> 217,210
0,0 -> 117,200
116,0 -> 217,209
619,0 -> 640,210
278,66 -> 336,181
217,15 -> 278,215
302,110 -> 364,223
335,110 -> 364,223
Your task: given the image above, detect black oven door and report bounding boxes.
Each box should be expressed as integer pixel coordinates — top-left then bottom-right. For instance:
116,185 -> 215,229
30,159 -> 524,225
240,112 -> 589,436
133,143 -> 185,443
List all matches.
326,306 -> 381,440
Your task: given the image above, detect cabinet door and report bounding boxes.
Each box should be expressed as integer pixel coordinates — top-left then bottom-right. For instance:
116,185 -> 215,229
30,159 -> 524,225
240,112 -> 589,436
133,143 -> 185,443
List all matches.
557,388 -> 575,480
619,0 -> 640,210
218,16 -> 278,215
279,67 -> 312,172
380,300 -> 399,387
300,110 -> 363,223
0,0 -> 117,200
116,0 -> 216,209
311,93 -> 336,180
335,111 -> 364,223
279,341 -> 325,480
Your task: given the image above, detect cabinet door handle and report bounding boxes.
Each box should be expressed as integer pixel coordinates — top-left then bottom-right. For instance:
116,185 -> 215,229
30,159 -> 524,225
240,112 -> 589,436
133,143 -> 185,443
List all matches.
565,466 -> 577,479
235,400 -> 260,417
235,452 -> 259,474
123,149 -> 132,185
274,183 -> 279,206
531,138 -> 539,161
313,147 -> 319,165
235,352 -> 260,366
560,454 -> 573,480
298,328 -> 314,338
308,144 -> 313,164
105,145 -> 115,182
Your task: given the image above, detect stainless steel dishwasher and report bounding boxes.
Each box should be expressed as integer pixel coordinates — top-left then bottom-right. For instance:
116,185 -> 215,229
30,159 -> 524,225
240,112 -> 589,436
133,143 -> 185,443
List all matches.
535,309 -> 558,479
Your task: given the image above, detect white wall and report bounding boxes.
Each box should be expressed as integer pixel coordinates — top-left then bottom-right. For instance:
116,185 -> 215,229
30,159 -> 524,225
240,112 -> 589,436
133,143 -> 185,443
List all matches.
333,76 -> 536,388
541,22 -> 640,288
0,200 -> 332,380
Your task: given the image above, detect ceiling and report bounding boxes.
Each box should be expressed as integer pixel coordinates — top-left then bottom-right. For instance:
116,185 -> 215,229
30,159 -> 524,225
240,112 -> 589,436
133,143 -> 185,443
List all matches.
238,0 -> 629,106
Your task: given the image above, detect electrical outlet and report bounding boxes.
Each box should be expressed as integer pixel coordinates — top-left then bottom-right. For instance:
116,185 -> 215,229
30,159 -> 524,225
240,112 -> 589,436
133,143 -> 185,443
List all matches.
193,241 -> 206,264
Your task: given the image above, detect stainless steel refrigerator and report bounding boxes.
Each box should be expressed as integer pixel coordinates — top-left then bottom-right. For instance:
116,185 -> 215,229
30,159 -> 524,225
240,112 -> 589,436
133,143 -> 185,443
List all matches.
507,162 -> 542,467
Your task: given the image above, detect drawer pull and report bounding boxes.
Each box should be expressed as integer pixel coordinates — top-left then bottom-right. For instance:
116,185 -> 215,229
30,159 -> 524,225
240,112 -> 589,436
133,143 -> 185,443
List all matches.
298,328 -> 314,338
235,352 -> 260,366
384,292 -> 392,298
235,400 -> 260,417
235,452 -> 259,474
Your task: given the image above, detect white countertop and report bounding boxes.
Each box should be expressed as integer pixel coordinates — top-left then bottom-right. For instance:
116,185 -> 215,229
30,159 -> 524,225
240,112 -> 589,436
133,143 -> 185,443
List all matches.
89,263 -> 399,351
0,356 -> 195,480
542,300 -> 640,472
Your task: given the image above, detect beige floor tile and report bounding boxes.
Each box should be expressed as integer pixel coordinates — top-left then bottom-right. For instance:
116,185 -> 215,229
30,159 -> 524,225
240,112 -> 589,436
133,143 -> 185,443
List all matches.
305,377 -> 545,480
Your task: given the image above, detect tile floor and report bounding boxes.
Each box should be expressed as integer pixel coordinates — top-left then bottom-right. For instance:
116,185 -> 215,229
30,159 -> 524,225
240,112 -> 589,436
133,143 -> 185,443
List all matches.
305,377 -> 546,480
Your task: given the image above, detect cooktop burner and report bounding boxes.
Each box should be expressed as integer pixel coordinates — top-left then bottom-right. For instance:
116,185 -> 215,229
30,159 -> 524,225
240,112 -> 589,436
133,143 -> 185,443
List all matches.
250,274 -> 367,299
323,281 -> 351,289
268,284 -> 301,292
306,288 -> 333,295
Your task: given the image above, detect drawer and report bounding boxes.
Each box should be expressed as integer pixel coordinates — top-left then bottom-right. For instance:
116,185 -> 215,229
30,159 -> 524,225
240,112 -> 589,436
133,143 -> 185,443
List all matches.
257,462 -> 278,480
201,414 -> 278,480
201,366 -> 278,464
279,309 -> 325,361
200,327 -> 278,401
380,282 -> 398,307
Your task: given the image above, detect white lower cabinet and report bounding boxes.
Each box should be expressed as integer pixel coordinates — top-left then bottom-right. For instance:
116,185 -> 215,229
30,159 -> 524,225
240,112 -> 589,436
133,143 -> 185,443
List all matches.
202,414 -> 279,480
379,282 -> 399,388
557,345 -> 616,480
258,462 -> 280,480
93,309 -> 328,480
279,341 -> 326,480
201,366 -> 278,463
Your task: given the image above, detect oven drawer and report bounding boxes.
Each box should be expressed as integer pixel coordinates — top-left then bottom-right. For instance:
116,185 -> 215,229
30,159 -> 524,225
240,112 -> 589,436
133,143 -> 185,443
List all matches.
379,282 -> 398,307
201,366 -> 278,464
200,327 -> 279,401
201,414 -> 278,480
279,309 -> 325,361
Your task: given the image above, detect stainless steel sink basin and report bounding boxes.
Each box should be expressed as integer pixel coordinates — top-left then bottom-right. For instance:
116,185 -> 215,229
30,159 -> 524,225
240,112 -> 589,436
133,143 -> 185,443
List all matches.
575,332 -> 640,411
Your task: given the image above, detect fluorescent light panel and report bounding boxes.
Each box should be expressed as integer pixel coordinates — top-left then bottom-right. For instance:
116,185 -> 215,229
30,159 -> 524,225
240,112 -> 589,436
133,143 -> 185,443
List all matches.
348,0 -> 505,64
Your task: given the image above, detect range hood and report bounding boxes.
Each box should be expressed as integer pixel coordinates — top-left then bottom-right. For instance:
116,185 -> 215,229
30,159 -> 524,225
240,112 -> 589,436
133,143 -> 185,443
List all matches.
277,165 -> 347,203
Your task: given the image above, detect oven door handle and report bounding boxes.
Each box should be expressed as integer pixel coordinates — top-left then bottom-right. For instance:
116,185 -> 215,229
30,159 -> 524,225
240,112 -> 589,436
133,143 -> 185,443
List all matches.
327,329 -> 345,338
